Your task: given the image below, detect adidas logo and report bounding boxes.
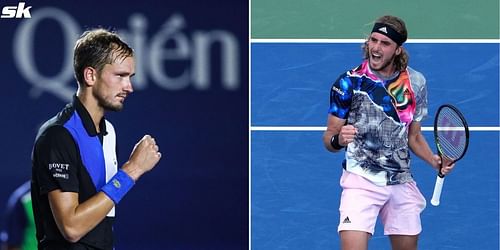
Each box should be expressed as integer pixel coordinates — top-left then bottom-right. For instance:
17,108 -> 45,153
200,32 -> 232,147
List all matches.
378,26 -> 388,34
343,216 -> 351,224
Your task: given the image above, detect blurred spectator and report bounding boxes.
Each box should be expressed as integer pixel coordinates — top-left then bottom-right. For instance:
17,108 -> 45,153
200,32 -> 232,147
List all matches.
0,181 -> 36,250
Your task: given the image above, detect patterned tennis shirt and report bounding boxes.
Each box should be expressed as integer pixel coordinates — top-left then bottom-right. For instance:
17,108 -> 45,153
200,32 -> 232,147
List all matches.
329,60 -> 428,186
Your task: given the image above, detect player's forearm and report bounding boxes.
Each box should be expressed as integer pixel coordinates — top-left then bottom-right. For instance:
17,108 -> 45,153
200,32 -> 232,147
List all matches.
323,130 -> 338,152
49,191 -> 114,243
324,115 -> 348,152
409,133 -> 438,169
121,161 -> 146,181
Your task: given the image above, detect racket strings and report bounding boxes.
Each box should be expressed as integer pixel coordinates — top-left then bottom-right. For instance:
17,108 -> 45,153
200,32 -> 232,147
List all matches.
438,135 -> 465,159
436,107 -> 467,160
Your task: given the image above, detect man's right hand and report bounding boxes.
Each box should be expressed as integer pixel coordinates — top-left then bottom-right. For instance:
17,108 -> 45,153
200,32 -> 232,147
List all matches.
338,125 -> 357,146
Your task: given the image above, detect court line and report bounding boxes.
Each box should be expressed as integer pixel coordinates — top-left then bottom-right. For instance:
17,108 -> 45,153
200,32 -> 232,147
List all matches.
251,38 -> 500,44
251,126 -> 500,131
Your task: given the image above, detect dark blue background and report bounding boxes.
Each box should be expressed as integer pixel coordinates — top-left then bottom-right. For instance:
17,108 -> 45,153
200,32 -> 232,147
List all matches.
0,1 -> 248,249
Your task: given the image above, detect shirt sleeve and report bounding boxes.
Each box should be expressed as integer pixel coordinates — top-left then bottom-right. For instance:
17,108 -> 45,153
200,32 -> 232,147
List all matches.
409,69 -> 428,122
328,74 -> 353,119
33,125 -> 80,195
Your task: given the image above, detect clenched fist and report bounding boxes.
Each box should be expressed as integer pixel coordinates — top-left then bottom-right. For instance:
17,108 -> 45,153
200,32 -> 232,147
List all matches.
122,135 -> 162,181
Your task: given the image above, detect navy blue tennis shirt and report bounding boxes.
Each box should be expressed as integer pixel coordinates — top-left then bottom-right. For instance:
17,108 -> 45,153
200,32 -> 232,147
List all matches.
31,95 -> 118,250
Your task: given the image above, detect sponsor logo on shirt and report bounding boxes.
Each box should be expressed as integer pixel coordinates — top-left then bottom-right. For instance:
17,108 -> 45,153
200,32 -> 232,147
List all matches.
48,163 -> 70,171
52,173 -> 69,179
48,163 -> 70,179
332,86 -> 345,96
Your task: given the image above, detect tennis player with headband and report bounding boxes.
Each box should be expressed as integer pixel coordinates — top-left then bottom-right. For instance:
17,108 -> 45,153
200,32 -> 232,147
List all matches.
323,15 -> 455,250
31,28 -> 161,250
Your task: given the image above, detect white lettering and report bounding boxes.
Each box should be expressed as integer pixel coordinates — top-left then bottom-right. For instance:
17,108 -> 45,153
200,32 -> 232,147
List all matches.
48,163 -> 70,171
148,14 -> 191,90
13,8 -> 241,102
332,86 -> 345,96
1,6 -> 17,18
13,7 -> 80,102
192,30 -> 239,90
120,14 -> 148,90
52,173 -> 69,179
1,2 -> 32,19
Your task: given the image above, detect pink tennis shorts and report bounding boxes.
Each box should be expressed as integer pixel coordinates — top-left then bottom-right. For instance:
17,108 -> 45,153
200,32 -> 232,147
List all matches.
337,170 -> 426,235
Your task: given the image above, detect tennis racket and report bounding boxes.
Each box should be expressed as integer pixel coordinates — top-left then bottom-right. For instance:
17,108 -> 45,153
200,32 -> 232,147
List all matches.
430,104 -> 469,206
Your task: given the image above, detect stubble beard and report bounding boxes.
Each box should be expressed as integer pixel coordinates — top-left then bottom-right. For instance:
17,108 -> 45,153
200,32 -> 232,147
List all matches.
369,50 -> 397,75
97,94 -> 124,112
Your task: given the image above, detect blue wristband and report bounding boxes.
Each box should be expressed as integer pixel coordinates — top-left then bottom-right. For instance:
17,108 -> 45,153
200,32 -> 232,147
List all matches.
101,169 -> 135,204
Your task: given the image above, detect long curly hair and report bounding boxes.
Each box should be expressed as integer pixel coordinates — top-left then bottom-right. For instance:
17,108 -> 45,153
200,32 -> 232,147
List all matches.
362,15 -> 409,72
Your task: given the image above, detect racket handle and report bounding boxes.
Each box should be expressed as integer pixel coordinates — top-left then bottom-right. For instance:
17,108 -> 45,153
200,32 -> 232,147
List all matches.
430,175 -> 445,206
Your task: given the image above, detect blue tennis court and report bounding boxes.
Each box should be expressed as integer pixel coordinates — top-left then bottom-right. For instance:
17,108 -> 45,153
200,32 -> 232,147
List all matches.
251,42 -> 499,249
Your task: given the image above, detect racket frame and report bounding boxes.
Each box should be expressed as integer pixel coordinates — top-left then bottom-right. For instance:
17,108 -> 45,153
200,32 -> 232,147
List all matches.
430,104 -> 469,206
433,104 -> 470,169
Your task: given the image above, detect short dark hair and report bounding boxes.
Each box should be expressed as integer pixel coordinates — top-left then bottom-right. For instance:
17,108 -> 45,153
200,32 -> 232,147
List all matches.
73,28 -> 134,85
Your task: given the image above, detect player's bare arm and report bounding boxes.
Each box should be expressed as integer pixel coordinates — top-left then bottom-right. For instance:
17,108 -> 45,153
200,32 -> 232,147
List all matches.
48,191 -> 114,243
408,121 -> 454,175
48,134 -> 161,242
323,114 -> 357,152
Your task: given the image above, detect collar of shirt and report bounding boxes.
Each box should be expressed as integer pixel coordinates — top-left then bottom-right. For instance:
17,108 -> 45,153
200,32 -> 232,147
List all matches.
368,65 -> 401,82
71,95 -> 108,137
